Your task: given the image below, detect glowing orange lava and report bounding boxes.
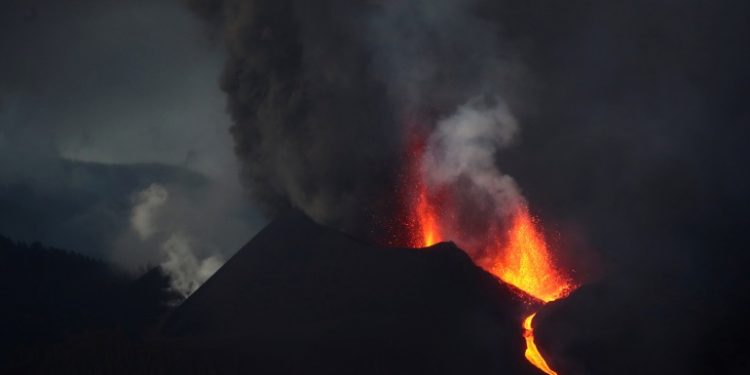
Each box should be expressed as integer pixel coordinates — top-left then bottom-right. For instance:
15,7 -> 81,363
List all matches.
523,313 -> 558,375
416,186 -> 441,247
484,207 -> 573,375
487,207 -> 574,302
487,208 -> 573,374
403,125 -> 443,248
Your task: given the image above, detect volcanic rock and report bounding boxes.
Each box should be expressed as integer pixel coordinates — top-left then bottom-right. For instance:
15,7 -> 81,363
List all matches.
534,279 -> 750,375
160,212 -> 539,374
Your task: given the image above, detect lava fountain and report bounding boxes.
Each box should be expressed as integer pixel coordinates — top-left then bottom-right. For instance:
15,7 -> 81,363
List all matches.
401,126 -> 445,248
485,207 -> 574,303
398,126 -> 577,374
494,208 -> 574,375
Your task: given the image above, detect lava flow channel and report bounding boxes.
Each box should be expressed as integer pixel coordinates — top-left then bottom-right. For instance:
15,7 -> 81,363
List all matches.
523,313 -> 558,375
488,207 -> 575,374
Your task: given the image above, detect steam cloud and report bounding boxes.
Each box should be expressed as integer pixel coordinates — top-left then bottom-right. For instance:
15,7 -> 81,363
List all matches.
161,233 -> 223,297
129,183 -> 224,296
425,97 -> 522,218
186,0 -> 526,238
131,184 -> 169,240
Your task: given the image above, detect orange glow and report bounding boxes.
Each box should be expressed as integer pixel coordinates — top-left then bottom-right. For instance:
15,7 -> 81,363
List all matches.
487,207 -> 574,302
415,180 -> 441,247
486,208 -> 573,375
402,125 -> 443,248
523,313 -> 558,375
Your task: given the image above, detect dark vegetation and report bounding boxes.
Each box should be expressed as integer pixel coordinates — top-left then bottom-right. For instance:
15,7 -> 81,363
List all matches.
0,235 -> 178,374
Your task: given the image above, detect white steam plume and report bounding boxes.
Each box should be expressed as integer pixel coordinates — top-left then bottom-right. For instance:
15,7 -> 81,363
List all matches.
130,183 -> 168,240
160,233 -> 223,297
129,183 -> 224,296
425,97 -> 524,218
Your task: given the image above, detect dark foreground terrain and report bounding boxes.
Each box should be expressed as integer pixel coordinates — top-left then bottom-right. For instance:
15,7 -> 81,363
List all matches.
4,213 -> 750,374
1,214 -> 540,374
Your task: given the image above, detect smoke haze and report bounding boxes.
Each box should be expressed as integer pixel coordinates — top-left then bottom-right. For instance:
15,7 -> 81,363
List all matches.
186,0 -> 529,239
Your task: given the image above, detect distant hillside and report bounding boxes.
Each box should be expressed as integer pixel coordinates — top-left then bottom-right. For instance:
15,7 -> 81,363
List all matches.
0,235 -> 178,372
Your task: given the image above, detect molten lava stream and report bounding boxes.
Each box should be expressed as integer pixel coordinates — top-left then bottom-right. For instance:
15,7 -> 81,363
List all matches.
488,208 -> 574,375
523,313 -> 558,375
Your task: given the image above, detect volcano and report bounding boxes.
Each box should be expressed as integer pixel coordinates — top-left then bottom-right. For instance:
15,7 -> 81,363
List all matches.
160,212 -> 543,374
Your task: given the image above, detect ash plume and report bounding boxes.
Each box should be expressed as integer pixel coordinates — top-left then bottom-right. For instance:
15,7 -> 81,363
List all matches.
186,0 -> 526,237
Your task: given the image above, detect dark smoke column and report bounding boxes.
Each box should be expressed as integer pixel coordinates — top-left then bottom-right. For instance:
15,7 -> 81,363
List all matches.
186,0 -> 526,240
187,0 -> 404,236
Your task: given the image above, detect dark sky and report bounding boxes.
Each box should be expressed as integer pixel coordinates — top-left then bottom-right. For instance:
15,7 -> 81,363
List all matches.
1,0 -> 232,173
0,0 -> 265,288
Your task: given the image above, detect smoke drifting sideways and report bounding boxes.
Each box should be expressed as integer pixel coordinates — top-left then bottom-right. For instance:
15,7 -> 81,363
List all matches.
186,0 -> 533,243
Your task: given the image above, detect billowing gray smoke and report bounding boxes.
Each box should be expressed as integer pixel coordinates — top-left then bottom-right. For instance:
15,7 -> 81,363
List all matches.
186,0 -> 526,236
